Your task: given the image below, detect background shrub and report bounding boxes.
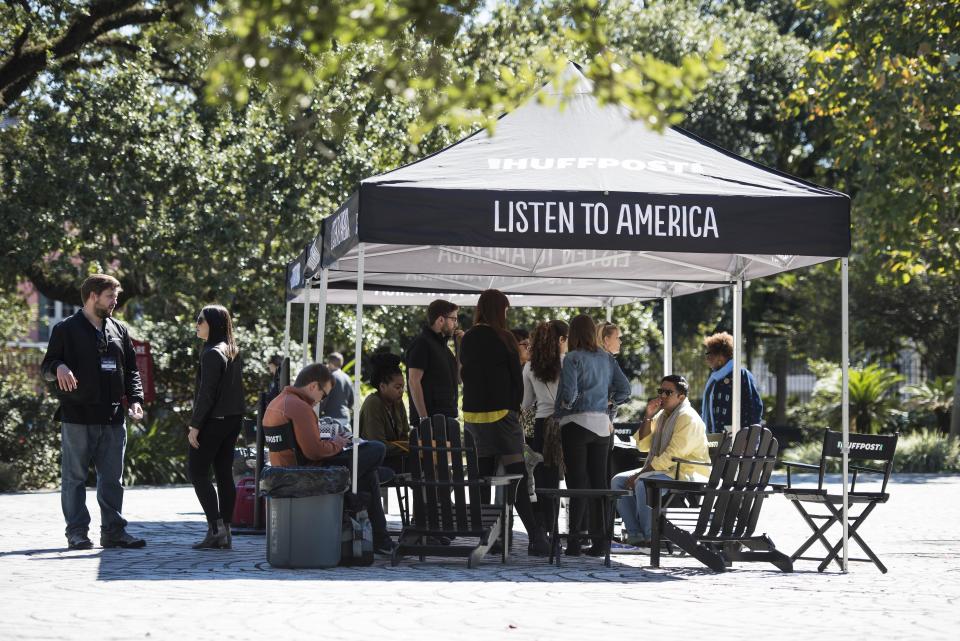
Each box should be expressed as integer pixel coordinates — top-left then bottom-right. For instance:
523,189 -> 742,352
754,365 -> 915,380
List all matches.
781,429 -> 960,474
0,374 -> 61,490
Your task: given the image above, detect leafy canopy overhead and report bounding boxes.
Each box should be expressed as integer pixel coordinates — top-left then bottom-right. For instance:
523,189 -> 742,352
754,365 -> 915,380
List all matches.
205,0 -> 725,140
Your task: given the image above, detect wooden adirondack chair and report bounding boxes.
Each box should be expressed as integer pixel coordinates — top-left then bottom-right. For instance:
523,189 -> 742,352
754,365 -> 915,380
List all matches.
646,424 -> 792,572
391,415 -> 521,568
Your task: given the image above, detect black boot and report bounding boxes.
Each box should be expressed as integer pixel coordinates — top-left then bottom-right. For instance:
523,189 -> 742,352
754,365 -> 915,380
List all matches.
527,526 -> 551,557
192,519 -> 230,550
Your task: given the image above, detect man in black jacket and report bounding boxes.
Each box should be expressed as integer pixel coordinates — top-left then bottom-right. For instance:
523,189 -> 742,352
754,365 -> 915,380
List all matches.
40,275 -> 147,550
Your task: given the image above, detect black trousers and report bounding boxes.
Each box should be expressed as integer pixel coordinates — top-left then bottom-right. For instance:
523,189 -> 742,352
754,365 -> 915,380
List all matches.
561,422 -> 611,542
529,418 -> 561,529
188,416 -> 242,525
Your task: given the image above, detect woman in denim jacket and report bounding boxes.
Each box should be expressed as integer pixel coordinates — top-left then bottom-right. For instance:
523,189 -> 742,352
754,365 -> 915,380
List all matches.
554,315 -> 632,556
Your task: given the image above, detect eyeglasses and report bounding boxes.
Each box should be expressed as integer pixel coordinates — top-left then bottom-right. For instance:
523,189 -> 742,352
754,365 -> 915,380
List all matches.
656,388 -> 677,397
96,332 -> 108,355
445,315 -> 458,322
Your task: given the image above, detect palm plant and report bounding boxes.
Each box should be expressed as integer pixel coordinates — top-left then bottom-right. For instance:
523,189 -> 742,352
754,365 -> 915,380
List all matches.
903,377 -> 955,432
809,361 -> 904,434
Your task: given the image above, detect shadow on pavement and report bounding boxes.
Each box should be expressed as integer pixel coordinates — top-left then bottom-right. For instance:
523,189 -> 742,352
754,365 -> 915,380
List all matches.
3,519 -> 800,583
6,520 -> 729,583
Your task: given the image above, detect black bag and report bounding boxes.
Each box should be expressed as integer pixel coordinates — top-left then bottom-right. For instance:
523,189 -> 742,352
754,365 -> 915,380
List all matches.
260,466 -> 349,498
340,491 -> 374,566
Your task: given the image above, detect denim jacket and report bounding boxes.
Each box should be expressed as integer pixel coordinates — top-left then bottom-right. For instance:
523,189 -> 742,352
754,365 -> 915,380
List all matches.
554,350 -> 631,417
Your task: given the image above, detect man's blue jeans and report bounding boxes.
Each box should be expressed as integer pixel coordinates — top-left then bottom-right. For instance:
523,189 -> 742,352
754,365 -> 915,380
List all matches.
61,423 -> 128,537
611,469 -> 672,540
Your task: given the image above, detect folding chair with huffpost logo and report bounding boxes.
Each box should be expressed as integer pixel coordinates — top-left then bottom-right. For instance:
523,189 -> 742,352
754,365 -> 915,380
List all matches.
781,429 -> 899,573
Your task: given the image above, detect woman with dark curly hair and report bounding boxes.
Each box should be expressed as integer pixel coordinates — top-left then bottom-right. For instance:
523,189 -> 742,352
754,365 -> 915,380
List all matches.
188,304 -> 245,550
359,351 -> 410,473
522,319 -> 568,529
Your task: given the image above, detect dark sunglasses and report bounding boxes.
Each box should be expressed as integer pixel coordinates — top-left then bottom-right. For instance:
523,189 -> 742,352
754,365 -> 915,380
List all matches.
97,333 -> 108,355
656,388 -> 677,397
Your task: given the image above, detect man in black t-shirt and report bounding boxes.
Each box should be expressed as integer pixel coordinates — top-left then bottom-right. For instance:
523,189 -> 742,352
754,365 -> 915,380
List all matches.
404,300 -> 462,426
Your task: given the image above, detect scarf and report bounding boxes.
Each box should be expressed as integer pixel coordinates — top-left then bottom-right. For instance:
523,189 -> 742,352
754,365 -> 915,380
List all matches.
701,358 -> 733,433
640,398 -> 690,475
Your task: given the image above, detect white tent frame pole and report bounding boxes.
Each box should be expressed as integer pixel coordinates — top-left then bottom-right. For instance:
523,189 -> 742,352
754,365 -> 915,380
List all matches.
605,304 -> 613,322
300,277 -> 312,368
314,268 -> 329,363
841,257 -> 850,572
732,279 -> 743,437
663,294 -> 673,377
283,301 -> 292,365
351,243 -> 366,494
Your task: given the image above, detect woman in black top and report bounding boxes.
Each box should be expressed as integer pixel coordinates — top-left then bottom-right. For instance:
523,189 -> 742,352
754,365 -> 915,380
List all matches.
460,289 -> 550,556
188,305 -> 245,549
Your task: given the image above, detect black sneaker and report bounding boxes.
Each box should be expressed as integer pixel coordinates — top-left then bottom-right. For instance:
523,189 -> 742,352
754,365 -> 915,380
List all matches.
67,533 -> 93,550
100,530 -> 146,549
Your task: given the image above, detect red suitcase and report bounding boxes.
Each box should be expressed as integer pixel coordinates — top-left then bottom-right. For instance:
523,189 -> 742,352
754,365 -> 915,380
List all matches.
232,476 -> 261,528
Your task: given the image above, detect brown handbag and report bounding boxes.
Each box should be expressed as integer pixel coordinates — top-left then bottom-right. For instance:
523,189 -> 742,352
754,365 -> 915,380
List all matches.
542,415 -> 566,478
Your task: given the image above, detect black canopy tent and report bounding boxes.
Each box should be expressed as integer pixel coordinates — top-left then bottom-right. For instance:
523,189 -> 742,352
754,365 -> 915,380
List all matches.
282,63 -> 856,569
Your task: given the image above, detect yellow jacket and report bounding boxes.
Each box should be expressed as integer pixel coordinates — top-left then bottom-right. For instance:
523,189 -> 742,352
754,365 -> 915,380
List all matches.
634,403 -> 711,481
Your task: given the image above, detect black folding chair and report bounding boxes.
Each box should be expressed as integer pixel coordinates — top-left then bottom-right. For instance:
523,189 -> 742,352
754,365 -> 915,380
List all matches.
781,429 -> 898,573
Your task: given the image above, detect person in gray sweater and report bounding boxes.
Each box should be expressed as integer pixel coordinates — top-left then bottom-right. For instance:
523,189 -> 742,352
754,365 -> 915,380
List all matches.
321,352 -> 355,426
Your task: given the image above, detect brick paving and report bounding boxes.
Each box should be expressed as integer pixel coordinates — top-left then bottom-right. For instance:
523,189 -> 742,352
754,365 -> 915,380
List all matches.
1,474 -> 958,640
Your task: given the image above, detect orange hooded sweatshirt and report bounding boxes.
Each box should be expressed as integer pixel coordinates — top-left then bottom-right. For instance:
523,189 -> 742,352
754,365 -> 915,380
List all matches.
262,386 -> 343,465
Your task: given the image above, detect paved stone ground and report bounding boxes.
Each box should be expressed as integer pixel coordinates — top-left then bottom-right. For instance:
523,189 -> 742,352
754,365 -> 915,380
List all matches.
1,474 -> 958,640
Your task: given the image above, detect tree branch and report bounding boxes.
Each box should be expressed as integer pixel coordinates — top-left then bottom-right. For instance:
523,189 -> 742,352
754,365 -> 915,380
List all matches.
0,2 -> 183,114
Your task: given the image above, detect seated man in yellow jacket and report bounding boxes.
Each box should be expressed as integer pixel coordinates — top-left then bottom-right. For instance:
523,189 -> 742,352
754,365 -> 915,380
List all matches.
611,375 -> 710,546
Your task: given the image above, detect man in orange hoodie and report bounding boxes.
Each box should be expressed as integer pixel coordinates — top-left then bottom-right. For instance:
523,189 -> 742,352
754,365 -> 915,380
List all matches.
262,362 -> 393,554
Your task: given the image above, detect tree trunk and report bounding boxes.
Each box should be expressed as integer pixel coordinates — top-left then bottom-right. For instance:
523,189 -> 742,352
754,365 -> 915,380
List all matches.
774,348 -> 788,426
950,317 -> 960,438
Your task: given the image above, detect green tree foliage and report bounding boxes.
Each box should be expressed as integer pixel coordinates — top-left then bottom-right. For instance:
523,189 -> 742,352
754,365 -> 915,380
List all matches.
0,1 -> 189,113
205,0 -> 723,141
791,0 -> 960,434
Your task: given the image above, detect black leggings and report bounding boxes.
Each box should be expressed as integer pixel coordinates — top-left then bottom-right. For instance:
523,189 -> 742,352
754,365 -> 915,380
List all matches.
529,418 -> 560,529
188,416 -> 242,525
561,422 -> 611,542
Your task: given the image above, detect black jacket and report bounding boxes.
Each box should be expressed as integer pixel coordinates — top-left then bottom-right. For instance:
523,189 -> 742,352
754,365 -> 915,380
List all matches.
40,310 -> 144,425
191,342 -> 245,427
460,325 -> 523,413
